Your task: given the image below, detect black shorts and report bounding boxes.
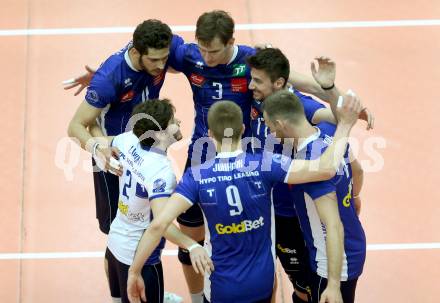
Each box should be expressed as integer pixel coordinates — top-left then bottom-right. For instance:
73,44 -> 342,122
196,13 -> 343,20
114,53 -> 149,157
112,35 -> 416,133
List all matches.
92,158 -> 119,234
176,156 -> 205,228
309,271 -> 358,303
275,214 -> 312,295
106,248 -> 164,303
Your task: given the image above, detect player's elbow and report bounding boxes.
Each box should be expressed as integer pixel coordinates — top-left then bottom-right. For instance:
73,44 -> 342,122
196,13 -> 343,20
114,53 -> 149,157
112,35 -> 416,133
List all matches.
149,220 -> 168,236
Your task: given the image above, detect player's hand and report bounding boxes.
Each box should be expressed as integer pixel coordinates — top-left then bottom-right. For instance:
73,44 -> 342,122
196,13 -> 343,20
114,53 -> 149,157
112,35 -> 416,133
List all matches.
94,146 -> 123,176
354,196 -> 362,215
62,65 -> 96,96
311,57 -> 336,89
359,107 -> 374,130
319,285 -> 343,303
335,90 -> 362,127
127,271 -> 147,303
190,246 -> 214,275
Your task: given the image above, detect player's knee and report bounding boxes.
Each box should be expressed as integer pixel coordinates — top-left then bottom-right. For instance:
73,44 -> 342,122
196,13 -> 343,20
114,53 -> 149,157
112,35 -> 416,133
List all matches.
292,291 -> 309,303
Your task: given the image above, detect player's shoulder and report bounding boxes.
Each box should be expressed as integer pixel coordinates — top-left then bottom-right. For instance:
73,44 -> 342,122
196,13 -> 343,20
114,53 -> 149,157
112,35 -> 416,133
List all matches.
112,131 -> 138,148
237,45 -> 256,57
316,122 -> 336,138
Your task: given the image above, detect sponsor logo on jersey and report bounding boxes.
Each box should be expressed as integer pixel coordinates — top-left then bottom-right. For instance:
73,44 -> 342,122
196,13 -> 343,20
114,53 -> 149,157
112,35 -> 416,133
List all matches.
215,216 -> 264,234
231,78 -> 248,93
251,107 -> 259,120
342,181 -> 353,207
153,178 -> 167,193
196,61 -> 204,69
190,73 -> 206,87
124,78 -> 132,87
118,200 -> 129,215
85,89 -> 99,104
121,90 -> 134,102
232,64 -> 246,77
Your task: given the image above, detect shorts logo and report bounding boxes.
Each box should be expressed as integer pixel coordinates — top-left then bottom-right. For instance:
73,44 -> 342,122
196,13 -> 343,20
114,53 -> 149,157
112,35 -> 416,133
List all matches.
86,89 -> 99,104
251,107 -> 259,120
153,178 -> 167,193
231,78 -> 248,93
121,90 -> 134,102
276,244 -> 297,254
190,73 -> 206,87
232,64 -> 246,77
215,216 -> 264,234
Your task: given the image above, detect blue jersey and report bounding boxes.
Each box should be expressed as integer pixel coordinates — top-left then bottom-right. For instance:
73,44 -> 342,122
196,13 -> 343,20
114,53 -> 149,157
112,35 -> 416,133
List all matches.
85,35 -> 184,136
175,151 -> 291,302
168,44 -> 256,162
291,122 -> 366,281
250,89 -> 326,217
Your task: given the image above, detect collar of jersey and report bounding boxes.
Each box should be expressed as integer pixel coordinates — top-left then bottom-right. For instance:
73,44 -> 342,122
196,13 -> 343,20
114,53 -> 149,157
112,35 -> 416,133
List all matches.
226,45 -> 239,65
297,127 -> 321,152
216,149 -> 243,158
124,50 -> 140,72
139,144 -> 167,156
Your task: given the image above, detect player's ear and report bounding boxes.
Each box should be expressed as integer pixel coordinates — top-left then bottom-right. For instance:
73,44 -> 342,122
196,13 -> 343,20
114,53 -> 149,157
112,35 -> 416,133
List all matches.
274,77 -> 285,90
208,129 -> 213,139
226,37 -> 235,47
241,124 -> 245,136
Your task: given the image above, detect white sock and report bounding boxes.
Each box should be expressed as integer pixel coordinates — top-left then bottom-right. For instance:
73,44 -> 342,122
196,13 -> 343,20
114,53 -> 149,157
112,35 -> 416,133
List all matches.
111,298 -> 122,303
190,291 -> 204,303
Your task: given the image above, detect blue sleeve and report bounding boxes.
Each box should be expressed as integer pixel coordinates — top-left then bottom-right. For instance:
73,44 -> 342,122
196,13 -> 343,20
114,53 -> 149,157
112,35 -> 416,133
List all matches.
167,35 -> 186,72
303,177 -> 336,200
294,90 -> 325,124
85,72 -> 117,108
261,152 -> 292,184
174,168 -> 199,205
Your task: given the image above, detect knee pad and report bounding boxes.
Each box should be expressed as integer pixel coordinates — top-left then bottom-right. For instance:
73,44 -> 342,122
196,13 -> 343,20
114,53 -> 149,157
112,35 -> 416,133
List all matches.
178,240 -> 204,266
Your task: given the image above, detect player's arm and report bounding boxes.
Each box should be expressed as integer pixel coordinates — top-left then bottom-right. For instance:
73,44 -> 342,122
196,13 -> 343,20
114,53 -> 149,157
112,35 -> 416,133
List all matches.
127,193 -> 194,303
67,101 -> 121,175
150,197 -> 213,274
286,92 -> 361,184
350,152 -> 364,215
311,108 -> 337,125
314,192 -> 344,303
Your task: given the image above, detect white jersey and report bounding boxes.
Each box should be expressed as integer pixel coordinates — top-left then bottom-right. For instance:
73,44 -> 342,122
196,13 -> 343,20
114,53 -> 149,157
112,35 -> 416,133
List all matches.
108,131 -> 176,265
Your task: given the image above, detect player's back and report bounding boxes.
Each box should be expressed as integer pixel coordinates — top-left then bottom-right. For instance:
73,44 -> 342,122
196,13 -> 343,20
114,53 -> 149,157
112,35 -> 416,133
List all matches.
176,151 -> 291,302
292,122 -> 366,281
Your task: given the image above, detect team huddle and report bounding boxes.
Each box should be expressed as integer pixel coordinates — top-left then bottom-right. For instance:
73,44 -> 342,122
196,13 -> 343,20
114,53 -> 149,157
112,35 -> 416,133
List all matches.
66,10 -> 371,303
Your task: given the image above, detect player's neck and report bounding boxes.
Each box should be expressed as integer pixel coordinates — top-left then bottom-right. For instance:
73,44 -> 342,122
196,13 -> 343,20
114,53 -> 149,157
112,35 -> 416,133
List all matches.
128,48 -> 142,71
222,45 -> 235,65
216,140 -> 242,154
294,122 -> 318,149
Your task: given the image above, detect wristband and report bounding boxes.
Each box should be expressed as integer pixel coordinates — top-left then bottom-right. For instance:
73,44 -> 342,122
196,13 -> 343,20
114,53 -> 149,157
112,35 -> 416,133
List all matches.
187,243 -> 203,252
321,83 -> 335,90
92,142 -> 100,158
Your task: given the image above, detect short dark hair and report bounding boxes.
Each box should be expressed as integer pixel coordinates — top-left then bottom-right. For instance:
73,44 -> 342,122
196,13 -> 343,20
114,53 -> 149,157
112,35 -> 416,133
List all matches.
133,19 -> 172,55
132,99 -> 175,147
208,101 -> 243,142
196,10 -> 234,45
247,48 -> 290,86
263,90 -> 305,124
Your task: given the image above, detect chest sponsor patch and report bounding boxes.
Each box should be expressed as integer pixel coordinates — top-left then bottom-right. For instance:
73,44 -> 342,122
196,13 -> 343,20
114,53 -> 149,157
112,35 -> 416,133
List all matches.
231,78 -> 248,93
120,90 -> 134,102
232,64 -> 246,77
190,73 -> 206,87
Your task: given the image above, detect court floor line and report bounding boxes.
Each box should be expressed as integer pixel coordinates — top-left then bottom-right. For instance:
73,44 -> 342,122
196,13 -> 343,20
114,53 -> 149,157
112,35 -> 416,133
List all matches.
1,19 -> 440,36
1,242 -> 439,260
